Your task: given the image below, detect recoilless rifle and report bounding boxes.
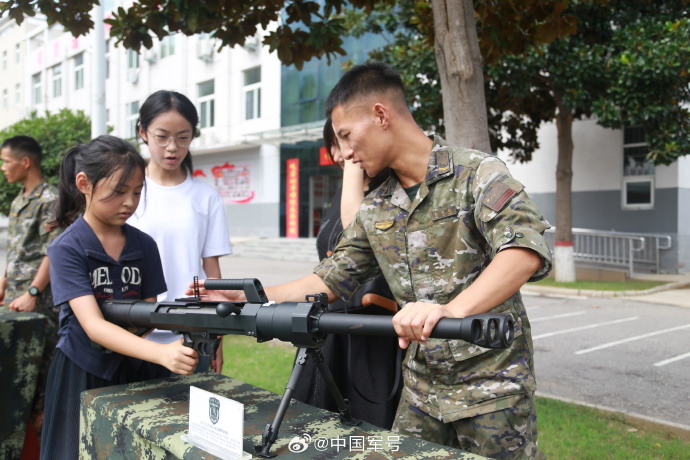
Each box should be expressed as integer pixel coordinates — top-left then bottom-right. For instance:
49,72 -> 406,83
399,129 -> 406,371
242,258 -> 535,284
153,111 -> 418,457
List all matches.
103,278 -> 515,458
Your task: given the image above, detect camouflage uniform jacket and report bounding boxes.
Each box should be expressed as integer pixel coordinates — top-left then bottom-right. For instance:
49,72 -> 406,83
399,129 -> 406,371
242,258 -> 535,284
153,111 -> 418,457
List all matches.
314,136 -> 552,423
5,181 -> 60,305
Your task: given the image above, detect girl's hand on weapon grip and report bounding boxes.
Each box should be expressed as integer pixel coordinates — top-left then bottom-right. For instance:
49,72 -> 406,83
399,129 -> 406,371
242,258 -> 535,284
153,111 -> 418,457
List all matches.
161,338 -> 199,375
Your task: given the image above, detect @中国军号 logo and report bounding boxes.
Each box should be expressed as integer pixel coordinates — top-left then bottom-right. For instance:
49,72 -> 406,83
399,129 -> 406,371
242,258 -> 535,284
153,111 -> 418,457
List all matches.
209,397 -> 220,425
288,434 -> 311,453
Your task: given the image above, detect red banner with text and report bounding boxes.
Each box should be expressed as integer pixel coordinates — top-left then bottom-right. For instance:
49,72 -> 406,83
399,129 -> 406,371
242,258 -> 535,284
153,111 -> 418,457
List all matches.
285,158 -> 300,238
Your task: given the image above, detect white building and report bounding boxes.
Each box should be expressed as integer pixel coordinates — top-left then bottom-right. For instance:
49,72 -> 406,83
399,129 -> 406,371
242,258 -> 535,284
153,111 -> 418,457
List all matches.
499,119 -> 690,273
1,13 -> 283,238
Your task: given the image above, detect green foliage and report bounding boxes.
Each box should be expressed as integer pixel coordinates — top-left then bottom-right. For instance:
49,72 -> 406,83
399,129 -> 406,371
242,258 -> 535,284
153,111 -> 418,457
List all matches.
342,1 -> 689,166
0,109 -> 91,215
495,1 -> 689,166
0,0 -> 388,70
344,2 -> 444,136
593,18 -> 690,165
0,0 -> 99,36
342,0 -> 576,155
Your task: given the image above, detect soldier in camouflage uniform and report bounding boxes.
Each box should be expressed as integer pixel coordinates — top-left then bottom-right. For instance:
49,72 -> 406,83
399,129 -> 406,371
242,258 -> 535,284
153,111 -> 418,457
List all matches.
0,135 -> 61,436
199,63 -> 551,459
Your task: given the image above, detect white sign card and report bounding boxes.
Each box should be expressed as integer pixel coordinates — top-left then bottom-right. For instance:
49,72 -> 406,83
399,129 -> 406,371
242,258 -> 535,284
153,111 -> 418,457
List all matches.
182,385 -> 250,460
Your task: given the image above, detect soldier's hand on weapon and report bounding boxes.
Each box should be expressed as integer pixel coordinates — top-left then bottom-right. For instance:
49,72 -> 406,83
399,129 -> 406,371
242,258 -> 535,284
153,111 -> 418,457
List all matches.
160,338 -> 199,375
392,301 -> 452,349
184,278 -> 247,302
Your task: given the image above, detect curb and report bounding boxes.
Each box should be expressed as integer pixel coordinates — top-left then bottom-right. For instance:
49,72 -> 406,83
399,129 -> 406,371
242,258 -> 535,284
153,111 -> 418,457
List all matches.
521,280 -> 690,299
537,392 -> 690,442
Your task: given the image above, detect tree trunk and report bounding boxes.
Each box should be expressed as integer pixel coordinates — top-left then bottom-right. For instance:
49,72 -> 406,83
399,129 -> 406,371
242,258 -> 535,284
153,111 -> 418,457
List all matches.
554,97 -> 576,282
431,0 -> 491,152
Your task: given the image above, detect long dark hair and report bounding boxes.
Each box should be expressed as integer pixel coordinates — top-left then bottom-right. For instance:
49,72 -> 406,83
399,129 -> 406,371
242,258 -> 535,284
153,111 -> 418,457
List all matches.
137,90 -> 199,177
55,135 -> 147,228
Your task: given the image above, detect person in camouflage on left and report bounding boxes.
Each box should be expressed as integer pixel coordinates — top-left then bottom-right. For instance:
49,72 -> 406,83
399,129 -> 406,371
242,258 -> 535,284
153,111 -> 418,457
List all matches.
0,135 -> 61,437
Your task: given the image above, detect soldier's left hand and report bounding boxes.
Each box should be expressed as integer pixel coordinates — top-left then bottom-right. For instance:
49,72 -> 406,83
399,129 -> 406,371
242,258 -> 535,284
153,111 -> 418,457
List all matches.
8,293 -> 38,312
393,301 -> 452,349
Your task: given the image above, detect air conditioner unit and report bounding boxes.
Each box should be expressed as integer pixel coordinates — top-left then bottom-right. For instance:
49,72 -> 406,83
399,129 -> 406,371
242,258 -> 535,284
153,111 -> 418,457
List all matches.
243,35 -> 261,53
127,68 -> 139,84
143,48 -> 158,63
196,39 -> 214,62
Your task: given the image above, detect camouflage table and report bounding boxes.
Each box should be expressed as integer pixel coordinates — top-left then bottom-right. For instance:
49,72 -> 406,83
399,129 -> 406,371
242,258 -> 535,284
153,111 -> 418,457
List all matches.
80,373 -> 485,459
0,308 -> 47,460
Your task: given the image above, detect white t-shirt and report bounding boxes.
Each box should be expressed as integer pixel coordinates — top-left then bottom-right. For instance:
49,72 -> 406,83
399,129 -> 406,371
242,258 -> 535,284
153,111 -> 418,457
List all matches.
129,175 -> 233,301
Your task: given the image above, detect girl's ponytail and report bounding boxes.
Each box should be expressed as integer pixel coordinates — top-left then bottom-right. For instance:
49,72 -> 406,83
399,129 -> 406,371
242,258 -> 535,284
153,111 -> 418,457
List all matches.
55,145 -> 86,228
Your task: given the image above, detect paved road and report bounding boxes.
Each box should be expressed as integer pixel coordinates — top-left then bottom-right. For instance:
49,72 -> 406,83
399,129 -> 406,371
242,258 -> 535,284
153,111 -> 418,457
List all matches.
524,292 -> 690,428
220,255 -> 690,429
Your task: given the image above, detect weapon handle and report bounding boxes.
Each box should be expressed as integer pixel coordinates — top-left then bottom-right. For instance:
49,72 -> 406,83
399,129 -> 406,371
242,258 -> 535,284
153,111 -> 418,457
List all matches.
361,293 -> 399,314
204,278 -> 268,303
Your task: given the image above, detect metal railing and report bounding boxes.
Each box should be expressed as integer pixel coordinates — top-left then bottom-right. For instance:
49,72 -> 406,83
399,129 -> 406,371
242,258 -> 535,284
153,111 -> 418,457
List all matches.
544,228 -> 672,276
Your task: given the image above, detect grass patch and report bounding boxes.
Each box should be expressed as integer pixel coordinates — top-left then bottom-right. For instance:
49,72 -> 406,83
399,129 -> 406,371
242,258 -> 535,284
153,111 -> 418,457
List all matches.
221,335 -> 295,394
537,397 -> 688,459
533,278 -> 665,291
222,336 -> 690,458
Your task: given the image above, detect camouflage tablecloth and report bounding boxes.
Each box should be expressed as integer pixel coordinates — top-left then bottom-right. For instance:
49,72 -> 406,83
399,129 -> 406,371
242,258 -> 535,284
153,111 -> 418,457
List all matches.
0,308 -> 47,460
80,372 -> 485,459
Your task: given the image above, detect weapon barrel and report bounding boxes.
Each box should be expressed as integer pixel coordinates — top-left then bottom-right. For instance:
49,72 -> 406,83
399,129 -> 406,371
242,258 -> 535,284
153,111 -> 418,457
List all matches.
102,299 -> 164,329
101,299 -> 515,349
317,312 -> 514,348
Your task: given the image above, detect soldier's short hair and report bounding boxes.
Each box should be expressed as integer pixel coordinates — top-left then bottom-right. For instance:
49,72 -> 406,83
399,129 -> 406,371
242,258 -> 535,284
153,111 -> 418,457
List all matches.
325,63 -> 409,117
1,135 -> 43,166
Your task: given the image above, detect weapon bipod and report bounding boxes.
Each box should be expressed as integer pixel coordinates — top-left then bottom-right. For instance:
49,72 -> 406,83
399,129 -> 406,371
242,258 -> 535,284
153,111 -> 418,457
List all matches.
254,345 -> 361,458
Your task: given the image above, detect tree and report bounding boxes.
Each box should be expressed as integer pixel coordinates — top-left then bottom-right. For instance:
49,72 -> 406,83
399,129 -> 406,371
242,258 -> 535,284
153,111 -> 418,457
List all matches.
355,1 -> 690,281
346,0 -> 574,152
489,1 -> 689,281
0,109 -> 92,215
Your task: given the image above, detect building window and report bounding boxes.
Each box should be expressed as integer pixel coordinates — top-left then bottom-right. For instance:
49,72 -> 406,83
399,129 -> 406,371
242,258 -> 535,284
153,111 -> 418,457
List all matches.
15,83 -> 20,103
160,35 -> 175,58
622,177 -> 655,209
2,89 -> 7,109
74,53 -> 84,90
15,43 -> 20,63
51,64 -> 62,98
126,100 -> 139,140
243,66 -> 261,120
127,49 -> 139,69
622,126 -> 654,210
32,73 -> 41,104
197,79 -> 215,128
2,50 -> 7,70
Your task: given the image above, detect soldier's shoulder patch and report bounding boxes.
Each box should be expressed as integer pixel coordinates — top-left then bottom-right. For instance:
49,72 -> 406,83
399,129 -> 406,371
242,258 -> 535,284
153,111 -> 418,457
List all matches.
374,220 -> 395,230
483,178 -> 524,212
